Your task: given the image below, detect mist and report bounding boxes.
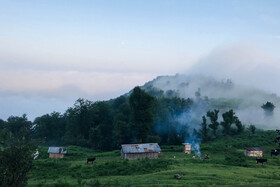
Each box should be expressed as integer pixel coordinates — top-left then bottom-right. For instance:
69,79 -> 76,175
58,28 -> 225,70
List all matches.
148,72 -> 280,130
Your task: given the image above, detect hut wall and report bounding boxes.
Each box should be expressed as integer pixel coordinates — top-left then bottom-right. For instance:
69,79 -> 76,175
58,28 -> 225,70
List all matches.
183,145 -> 191,154
122,152 -> 159,160
244,150 -> 263,157
49,153 -> 65,159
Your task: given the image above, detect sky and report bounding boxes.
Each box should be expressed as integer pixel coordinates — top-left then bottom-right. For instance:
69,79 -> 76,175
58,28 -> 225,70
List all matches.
0,0 -> 280,120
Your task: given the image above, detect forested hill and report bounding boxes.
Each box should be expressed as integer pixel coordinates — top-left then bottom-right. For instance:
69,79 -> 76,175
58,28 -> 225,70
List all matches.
1,74 -> 279,152
141,74 -> 280,129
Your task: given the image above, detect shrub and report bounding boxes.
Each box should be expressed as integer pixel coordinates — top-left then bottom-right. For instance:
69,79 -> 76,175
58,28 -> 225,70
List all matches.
224,152 -> 248,167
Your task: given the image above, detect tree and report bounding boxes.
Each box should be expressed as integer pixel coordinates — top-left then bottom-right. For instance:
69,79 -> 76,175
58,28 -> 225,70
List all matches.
248,124 -> 256,134
129,87 -> 156,143
63,98 -> 95,146
33,112 -> 66,145
0,119 -> 5,130
221,109 -> 243,135
112,96 -> 132,146
221,110 -> 235,135
0,115 -> 38,187
88,101 -> 114,150
199,116 -> 209,142
235,118 -> 244,134
195,88 -> 201,99
261,101 -> 275,116
207,110 -> 219,137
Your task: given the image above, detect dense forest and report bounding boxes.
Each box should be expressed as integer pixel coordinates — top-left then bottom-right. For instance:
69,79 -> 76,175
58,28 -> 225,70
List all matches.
0,85 -> 249,152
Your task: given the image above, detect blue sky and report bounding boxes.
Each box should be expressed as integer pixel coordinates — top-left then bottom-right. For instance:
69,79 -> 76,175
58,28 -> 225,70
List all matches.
0,0 -> 280,120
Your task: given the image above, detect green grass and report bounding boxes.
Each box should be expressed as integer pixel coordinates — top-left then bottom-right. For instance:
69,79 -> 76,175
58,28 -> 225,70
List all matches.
28,131 -> 280,186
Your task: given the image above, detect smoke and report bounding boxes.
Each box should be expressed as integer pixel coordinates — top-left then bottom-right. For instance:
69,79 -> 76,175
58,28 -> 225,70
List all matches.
185,132 -> 201,157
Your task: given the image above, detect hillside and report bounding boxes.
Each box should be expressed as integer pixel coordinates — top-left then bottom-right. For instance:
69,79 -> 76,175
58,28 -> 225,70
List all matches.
142,74 -> 280,130
27,130 -> 280,186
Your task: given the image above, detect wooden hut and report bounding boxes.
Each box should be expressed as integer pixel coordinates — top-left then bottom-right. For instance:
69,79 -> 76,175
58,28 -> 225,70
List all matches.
182,143 -> 191,154
121,143 -> 161,160
48,147 -> 67,159
244,147 -> 263,157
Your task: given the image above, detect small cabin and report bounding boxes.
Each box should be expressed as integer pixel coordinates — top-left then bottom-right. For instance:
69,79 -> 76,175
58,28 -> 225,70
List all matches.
121,143 -> 161,160
182,143 -> 191,154
244,147 -> 263,157
48,147 -> 67,159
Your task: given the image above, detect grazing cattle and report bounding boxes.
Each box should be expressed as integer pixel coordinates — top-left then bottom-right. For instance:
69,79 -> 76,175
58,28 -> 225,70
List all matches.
256,158 -> 267,165
276,129 -> 280,134
271,149 -> 280,157
87,157 -> 96,164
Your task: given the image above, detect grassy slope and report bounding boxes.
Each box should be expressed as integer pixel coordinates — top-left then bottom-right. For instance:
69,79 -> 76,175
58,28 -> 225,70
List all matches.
28,131 -> 280,187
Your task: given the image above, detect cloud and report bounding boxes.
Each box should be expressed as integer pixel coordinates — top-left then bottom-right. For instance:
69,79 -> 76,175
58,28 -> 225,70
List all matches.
188,44 -> 280,95
0,70 -> 156,98
0,69 -> 156,120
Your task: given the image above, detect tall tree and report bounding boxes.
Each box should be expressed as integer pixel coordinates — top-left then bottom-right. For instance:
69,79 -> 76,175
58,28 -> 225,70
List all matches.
220,110 -> 235,135
0,115 -> 38,187
221,109 -> 243,135
248,124 -> 256,134
207,110 -> 219,137
33,112 -> 66,145
129,87 -> 156,143
63,98 -> 94,146
199,116 -> 209,142
235,118 -> 244,134
90,101 -> 114,150
112,96 -> 132,146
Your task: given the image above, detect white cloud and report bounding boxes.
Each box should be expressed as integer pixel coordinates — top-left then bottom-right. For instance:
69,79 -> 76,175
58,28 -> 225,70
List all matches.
188,44 -> 280,95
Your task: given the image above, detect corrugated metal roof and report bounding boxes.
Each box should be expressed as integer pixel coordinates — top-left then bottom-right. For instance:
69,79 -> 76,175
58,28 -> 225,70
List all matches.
48,147 -> 67,154
244,147 -> 264,151
121,143 -> 161,154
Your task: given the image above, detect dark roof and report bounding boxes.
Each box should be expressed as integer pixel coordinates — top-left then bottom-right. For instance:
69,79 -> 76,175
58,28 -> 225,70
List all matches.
244,147 -> 264,151
121,143 -> 161,154
48,147 -> 67,154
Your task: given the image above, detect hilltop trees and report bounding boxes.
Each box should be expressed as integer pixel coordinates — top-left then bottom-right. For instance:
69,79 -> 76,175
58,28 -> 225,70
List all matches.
261,101 -> 275,116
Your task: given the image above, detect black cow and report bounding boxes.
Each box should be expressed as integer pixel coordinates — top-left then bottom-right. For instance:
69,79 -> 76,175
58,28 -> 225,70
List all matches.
271,149 -> 280,157
276,129 -> 280,134
87,157 -> 96,164
256,158 -> 267,165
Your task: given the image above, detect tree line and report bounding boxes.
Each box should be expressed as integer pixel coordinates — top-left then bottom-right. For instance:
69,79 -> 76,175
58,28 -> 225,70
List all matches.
199,109 -> 245,142
29,87 -> 193,150
0,87 -> 255,151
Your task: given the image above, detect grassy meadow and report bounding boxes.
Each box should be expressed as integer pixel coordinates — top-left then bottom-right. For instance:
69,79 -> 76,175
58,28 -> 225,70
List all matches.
28,130 -> 280,186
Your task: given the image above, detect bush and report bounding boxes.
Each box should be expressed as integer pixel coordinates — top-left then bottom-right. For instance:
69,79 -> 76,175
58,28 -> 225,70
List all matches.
224,152 -> 248,167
